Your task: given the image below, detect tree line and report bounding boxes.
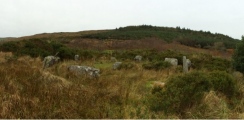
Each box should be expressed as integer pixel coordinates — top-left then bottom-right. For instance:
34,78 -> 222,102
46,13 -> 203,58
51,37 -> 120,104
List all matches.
81,25 -> 240,49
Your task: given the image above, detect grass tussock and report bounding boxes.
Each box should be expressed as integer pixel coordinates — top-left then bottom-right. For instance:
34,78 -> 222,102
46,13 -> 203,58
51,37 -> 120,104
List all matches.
185,91 -> 230,119
0,54 -> 243,119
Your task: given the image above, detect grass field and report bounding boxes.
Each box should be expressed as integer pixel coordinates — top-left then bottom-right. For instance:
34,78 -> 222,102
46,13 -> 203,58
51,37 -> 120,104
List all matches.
0,53 -> 243,119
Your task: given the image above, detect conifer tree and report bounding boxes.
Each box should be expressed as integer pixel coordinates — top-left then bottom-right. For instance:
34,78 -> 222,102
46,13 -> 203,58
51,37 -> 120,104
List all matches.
232,35 -> 244,73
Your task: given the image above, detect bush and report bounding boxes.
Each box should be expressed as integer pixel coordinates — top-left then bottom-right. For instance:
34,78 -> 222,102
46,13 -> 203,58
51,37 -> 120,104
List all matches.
0,41 -> 20,52
19,48 -> 50,58
148,71 -> 212,114
120,62 -> 135,70
115,62 -> 135,70
57,47 -> 75,60
51,41 -> 64,51
191,54 -> 231,71
78,50 -> 98,60
148,71 -> 239,116
142,61 -> 172,70
233,36 -> 244,73
209,71 -> 237,98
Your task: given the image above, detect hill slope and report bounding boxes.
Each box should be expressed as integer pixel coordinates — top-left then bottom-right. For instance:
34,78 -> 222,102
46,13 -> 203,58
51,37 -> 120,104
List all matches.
80,25 -> 240,49
0,25 -> 239,60
0,25 -> 243,119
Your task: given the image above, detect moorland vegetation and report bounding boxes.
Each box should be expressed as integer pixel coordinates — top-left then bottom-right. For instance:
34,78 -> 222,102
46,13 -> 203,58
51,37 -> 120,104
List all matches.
0,25 -> 243,119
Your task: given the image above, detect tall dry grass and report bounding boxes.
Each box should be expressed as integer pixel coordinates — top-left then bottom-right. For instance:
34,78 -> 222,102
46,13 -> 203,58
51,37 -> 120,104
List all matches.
0,55 -> 166,118
0,51 -> 12,63
0,54 -> 243,119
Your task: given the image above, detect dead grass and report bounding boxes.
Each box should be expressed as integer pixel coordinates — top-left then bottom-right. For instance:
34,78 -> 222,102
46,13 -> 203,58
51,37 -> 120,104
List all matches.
0,54 -> 243,119
0,51 -> 12,63
202,91 -> 230,118
66,38 -> 233,60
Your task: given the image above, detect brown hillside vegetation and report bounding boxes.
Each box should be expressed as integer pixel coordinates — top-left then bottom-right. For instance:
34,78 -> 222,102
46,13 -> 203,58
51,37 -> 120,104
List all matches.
66,38 -> 233,60
0,53 -> 243,119
0,30 -> 108,44
0,26 -> 241,118
18,30 -> 109,40
0,52 -> 13,63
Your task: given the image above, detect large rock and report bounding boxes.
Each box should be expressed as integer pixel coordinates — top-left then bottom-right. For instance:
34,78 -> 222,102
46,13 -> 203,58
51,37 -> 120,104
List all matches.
110,57 -> 117,62
134,55 -> 142,62
74,54 -> 80,61
68,65 -> 100,79
113,62 -> 122,70
164,58 -> 178,66
43,56 -> 60,69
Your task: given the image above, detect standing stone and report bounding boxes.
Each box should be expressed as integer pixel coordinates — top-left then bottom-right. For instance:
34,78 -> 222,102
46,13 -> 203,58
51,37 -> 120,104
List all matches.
110,57 -> 117,62
164,58 -> 178,66
183,56 -> 188,73
113,62 -> 122,70
74,54 -> 80,61
134,55 -> 142,62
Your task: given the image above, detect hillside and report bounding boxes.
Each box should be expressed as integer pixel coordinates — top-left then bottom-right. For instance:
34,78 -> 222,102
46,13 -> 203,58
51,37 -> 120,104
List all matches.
0,51 -> 243,119
0,25 -> 244,119
0,37 -> 16,41
80,25 -> 240,49
0,25 -> 239,60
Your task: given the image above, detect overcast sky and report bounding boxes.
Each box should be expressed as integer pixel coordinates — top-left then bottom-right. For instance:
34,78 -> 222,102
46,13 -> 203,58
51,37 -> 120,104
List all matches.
1,0 -> 243,39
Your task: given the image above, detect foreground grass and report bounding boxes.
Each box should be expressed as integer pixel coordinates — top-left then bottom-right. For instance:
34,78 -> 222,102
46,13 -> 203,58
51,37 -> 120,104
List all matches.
0,55 -> 243,119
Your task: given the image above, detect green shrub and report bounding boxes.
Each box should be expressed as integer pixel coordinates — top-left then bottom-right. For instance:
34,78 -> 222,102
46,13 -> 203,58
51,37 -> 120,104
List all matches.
191,54 -> 231,71
116,62 -> 135,70
50,41 -> 65,51
233,36 -> 244,73
148,71 -> 212,114
0,41 -> 20,52
143,61 -> 172,70
148,71 -> 239,115
209,71 -> 237,98
0,39 -> 74,58
78,50 -> 97,60
57,47 -> 75,60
